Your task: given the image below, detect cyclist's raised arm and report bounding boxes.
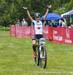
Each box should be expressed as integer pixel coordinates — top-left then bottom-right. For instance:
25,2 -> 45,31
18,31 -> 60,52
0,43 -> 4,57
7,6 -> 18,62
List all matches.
27,10 -> 33,21
43,5 -> 52,20
43,8 -> 49,20
23,7 -> 33,21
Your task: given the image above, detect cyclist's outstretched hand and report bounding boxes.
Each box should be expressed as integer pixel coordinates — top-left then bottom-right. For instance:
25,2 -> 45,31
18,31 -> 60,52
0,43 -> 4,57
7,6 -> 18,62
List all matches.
23,7 -> 33,21
23,7 -> 28,10
46,5 -> 52,9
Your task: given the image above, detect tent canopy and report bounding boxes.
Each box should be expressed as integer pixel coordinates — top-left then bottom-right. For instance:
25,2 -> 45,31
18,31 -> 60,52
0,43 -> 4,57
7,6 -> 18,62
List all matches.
61,10 -> 73,17
68,10 -> 73,15
41,13 -> 61,20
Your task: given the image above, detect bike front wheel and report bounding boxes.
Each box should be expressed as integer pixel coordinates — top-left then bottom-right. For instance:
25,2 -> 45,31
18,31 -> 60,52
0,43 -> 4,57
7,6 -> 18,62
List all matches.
39,46 -> 47,68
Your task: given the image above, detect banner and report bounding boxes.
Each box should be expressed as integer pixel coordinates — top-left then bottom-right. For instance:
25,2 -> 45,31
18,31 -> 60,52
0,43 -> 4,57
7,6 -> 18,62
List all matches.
52,27 -> 63,44
43,26 -> 49,40
16,26 -> 23,38
63,27 -> 73,44
22,26 -> 31,38
10,25 -> 16,37
48,26 -> 53,41
10,25 -> 73,44
30,26 -> 35,38
70,28 -> 73,40
52,27 -> 73,44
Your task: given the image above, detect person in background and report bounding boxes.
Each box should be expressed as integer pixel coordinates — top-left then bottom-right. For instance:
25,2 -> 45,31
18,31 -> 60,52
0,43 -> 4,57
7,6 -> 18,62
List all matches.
16,19 -> 21,25
70,22 -> 73,28
59,17 -> 67,27
21,18 -> 28,26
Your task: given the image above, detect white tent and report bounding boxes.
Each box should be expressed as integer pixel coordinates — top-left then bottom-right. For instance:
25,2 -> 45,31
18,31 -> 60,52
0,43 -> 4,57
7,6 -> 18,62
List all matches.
61,10 -> 73,23
61,12 -> 69,17
61,10 -> 73,17
68,10 -> 73,15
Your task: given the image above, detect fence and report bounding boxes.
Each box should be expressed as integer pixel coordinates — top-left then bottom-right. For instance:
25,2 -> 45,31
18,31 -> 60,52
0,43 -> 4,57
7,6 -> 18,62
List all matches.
10,25 -> 73,44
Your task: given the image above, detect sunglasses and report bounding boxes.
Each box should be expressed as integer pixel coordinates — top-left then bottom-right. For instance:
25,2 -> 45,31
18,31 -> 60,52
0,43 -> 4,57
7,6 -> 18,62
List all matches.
35,17 -> 40,18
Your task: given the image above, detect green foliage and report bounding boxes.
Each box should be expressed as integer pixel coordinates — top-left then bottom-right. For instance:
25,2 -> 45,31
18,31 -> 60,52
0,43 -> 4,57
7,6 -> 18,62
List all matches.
0,26 -> 9,31
66,0 -> 73,11
0,0 -> 72,26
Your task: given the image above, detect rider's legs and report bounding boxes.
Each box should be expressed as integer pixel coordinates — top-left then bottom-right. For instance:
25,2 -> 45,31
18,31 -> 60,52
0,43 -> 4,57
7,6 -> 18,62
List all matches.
32,34 -> 43,63
32,39 -> 37,59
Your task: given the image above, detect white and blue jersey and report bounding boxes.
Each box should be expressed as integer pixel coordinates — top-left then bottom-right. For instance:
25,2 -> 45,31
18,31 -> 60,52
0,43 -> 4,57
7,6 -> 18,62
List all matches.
32,20 -> 43,35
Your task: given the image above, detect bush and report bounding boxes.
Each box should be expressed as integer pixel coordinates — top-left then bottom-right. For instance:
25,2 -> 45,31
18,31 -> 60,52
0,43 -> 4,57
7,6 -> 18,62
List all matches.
0,26 -> 9,31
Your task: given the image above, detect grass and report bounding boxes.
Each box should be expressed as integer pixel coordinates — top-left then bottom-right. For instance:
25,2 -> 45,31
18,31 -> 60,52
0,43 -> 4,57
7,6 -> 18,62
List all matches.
0,29 -> 73,75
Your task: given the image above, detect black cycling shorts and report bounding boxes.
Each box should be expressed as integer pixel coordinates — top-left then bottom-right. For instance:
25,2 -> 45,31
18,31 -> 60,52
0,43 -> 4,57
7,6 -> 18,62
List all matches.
32,34 -> 43,40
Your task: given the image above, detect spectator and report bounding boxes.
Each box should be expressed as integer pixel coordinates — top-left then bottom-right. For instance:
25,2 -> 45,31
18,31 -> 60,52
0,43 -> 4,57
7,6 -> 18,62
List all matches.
21,18 -> 28,26
59,19 -> 62,26
59,17 -> 67,27
16,19 -> 21,25
71,22 -> 73,28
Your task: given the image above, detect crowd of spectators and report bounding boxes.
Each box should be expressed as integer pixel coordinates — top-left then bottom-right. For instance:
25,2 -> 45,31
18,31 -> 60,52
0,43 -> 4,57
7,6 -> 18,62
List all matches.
16,18 -> 28,26
15,16 -> 73,28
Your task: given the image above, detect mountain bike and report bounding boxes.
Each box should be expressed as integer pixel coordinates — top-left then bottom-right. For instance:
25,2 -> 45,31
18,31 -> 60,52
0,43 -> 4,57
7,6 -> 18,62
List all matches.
35,38 -> 47,68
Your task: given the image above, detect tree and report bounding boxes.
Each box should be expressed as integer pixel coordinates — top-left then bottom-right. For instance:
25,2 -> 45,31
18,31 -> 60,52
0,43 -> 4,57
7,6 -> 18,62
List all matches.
0,0 -> 72,26
66,0 -> 73,11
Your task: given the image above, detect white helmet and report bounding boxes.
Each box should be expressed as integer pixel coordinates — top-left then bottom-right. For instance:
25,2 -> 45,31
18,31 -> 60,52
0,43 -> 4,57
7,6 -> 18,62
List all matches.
34,13 -> 40,18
